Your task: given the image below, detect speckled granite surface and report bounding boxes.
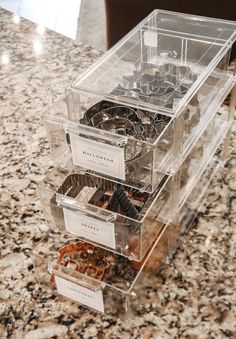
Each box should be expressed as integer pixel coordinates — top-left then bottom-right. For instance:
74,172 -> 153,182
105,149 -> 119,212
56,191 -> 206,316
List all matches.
0,7 -> 236,339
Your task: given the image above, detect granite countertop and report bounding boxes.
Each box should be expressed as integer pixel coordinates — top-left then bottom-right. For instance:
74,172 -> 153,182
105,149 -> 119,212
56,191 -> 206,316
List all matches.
0,7 -> 236,339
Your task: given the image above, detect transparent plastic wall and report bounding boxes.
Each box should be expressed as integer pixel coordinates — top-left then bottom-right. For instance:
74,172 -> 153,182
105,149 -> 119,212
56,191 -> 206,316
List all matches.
178,155 -> 224,235
140,12 -> 233,74
182,110 -> 231,205
128,142 -> 228,319
158,102 -> 232,222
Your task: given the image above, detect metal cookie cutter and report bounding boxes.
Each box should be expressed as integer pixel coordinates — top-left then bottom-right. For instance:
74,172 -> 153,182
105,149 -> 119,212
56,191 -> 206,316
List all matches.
55,241 -> 116,281
135,110 -> 158,142
157,50 -> 178,59
80,100 -> 115,125
78,101 -> 171,179
98,117 -> 137,137
50,173 -> 150,227
97,105 -> 134,120
110,62 -> 198,109
86,104 -> 152,168
50,173 -> 117,228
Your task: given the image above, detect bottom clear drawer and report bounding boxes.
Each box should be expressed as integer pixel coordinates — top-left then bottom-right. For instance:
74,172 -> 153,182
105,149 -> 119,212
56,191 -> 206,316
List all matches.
33,222 -> 180,320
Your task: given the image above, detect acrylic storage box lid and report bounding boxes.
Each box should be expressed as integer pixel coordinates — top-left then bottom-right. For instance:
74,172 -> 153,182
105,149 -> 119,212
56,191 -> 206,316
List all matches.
69,9 -> 236,117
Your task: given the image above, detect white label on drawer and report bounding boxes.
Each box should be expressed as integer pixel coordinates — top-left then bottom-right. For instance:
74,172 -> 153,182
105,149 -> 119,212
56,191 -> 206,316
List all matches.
70,134 -> 126,180
55,275 -> 104,313
63,208 -> 116,249
143,31 -> 158,47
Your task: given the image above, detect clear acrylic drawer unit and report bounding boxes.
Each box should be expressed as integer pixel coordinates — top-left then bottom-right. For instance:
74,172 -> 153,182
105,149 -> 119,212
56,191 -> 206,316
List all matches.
49,9 -> 236,192
33,222 -> 180,320
178,147 -> 225,234
35,9 -> 236,320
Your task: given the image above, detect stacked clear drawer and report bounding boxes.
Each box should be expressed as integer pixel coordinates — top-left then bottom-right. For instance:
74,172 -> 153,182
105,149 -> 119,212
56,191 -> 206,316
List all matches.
34,9 -> 236,319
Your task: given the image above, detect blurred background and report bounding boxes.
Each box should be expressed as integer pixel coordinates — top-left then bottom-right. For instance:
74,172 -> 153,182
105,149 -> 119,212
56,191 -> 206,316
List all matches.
0,0 -> 106,50
0,0 -> 235,58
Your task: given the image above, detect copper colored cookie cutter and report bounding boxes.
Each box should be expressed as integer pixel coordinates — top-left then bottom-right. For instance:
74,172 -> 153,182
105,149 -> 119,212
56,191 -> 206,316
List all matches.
56,241 -> 116,281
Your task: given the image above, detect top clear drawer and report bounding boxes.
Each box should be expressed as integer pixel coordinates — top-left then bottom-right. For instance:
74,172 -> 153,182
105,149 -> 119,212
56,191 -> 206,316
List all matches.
68,9 -> 236,118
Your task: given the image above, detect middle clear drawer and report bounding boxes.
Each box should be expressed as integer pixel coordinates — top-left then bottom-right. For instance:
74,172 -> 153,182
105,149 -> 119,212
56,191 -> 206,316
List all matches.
38,168 -> 172,261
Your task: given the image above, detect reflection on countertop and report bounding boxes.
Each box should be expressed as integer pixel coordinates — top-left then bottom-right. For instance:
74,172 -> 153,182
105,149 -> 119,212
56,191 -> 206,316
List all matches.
0,7 -> 236,339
